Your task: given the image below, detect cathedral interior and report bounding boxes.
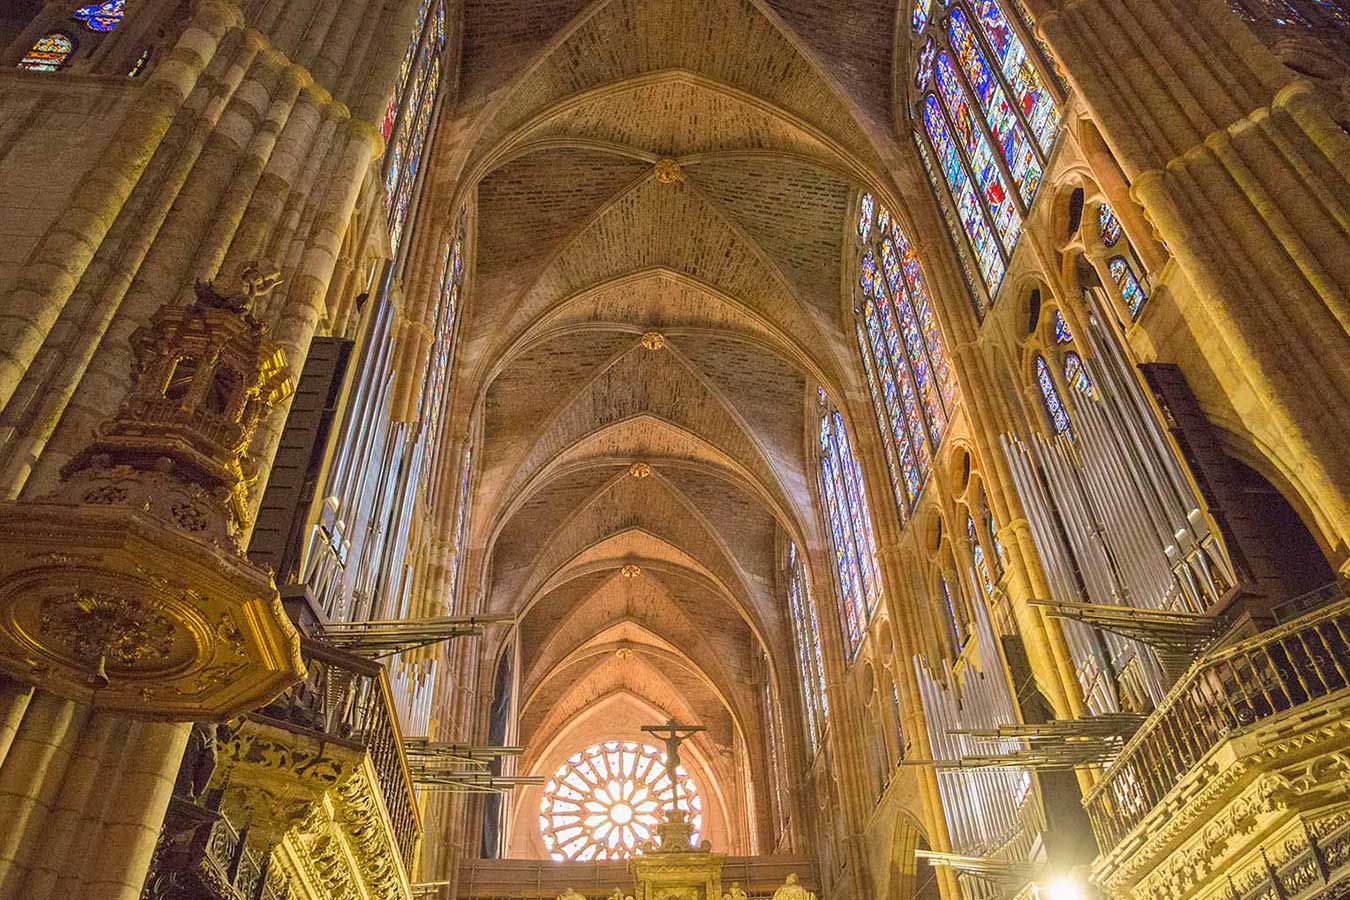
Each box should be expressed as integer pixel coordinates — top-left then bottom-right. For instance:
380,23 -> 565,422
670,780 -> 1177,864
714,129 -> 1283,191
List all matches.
2,1 -> 1350,899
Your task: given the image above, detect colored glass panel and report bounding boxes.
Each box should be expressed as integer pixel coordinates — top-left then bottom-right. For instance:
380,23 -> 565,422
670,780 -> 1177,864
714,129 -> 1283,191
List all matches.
859,193 -> 875,239
915,135 -> 986,313
1099,203 -> 1123,248
948,8 -> 1042,206
1108,256 -> 1148,316
940,574 -> 964,650
914,0 -> 934,30
819,408 -> 883,657
861,304 -> 925,503
935,52 -> 1021,248
128,47 -> 150,77
916,36 -> 936,89
880,237 -> 946,446
1053,309 -> 1073,343
787,544 -> 829,752
968,0 -> 1058,152
1036,354 -> 1072,436
968,514 -> 994,598
892,225 -> 960,410
74,0 -> 124,31
923,94 -> 1007,293
19,33 -> 74,71
858,324 -> 913,519
1064,351 -> 1092,395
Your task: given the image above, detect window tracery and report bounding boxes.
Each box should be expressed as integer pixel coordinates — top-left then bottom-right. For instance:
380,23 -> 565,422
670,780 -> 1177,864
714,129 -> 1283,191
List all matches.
818,397 -> 884,658
19,33 -> 75,71
855,196 -> 958,524
384,0 -> 446,256
911,0 -> 1060,309
539,741 -> 702,861
787,542 -> 830,753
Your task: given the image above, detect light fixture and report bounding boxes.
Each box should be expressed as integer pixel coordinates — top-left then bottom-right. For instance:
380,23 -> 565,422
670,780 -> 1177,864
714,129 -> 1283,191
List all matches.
1043,875 -> 1086,900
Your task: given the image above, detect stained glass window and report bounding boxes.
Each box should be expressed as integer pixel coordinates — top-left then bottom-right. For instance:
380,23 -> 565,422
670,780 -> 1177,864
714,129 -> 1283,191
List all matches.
73,0 -> 124,31
128,47 -> 150,77
967,513 -> 995,599
912,0 -> 1060,306
939,573 -> 965,651
539,742 -> 702,861
1064,351 -> 1093,396
1036,353 -> 1072,437
1108,256 -> 1148,317
1052,309 -> 1073,343
787,542 -> 830,753
889,680 -> 906,757
855,195 -> 959,524
19,33 -> 74,72
819,401 -> 884,659
983,503 -> 1005,571
1098,203 -> 1123,248
384,0 -> 446,257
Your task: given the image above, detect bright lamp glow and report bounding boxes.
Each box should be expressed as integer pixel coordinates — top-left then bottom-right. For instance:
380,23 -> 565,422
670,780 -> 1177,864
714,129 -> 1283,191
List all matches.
1043,876 -> 1085,900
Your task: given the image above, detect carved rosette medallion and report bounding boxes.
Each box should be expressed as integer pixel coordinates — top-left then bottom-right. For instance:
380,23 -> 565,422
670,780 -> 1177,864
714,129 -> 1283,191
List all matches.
654,159 -> 682,184
629,462 -> 652,479
0,267 -> 304,718
621,564 -> 642,579
641,332 -> 667,351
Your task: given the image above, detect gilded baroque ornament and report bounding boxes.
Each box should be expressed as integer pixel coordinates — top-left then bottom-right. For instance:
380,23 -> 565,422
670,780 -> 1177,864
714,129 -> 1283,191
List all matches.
0,264 -> 305,718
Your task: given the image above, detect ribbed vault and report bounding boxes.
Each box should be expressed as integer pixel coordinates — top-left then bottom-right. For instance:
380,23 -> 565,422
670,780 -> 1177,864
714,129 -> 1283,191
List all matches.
441,0 -> 920,857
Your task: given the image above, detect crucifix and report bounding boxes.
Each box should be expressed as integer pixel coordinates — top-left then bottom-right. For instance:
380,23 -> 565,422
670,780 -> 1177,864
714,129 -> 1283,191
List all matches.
641,719 -> 706,808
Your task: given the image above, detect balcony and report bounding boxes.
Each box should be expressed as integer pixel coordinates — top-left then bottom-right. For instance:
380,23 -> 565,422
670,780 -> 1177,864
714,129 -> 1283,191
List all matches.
1087,596 -> 1350,898
144,636 -> 422,900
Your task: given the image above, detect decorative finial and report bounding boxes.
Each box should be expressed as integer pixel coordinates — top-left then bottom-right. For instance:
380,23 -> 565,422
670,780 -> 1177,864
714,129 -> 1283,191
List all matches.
654,159 -> 682,184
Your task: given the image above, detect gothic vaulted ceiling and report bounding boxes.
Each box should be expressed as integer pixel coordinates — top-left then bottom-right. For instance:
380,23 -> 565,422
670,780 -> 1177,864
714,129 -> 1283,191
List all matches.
431,0 -> 925,852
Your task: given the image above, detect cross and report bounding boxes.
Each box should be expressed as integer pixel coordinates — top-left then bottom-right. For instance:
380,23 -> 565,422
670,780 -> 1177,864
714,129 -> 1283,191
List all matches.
641,719 -> 706,807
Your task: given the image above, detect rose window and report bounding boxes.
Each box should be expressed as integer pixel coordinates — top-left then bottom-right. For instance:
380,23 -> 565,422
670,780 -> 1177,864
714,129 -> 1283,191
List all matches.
540,741 -> 703,861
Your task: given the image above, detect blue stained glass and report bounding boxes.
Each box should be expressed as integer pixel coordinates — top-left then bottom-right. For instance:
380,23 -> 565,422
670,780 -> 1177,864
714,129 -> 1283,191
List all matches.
1109,256 -> 1148,316
819,408 -> 884,657
859,325 -> 913,519
859,194 -> 875,239
968,514 -> 994,598
1053,309 -> 1073,343
916,37 -> 936,90
1036,354 -> 1072,436
1099,203 -> 1123,247
893,227 -> 959,411
968,0 -> 1058,153
924,94 -> 1007,293
1064,351 -> 1093,396
73,0 -> 124,31
940,575 -> 963,650
914,0 -> 934,30
880,239 -> 946,447
864,299 -> 927,495
935,52 -> 1021,249
948,9 -> 1042,207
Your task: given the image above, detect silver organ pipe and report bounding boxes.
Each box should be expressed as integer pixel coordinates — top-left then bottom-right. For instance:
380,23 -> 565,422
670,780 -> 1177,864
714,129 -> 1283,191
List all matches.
1002,302 -> 1236,715
914,593 -> 1031,882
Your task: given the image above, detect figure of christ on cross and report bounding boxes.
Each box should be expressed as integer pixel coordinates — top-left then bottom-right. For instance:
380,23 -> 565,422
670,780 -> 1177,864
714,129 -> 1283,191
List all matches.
641,719 -> 706,812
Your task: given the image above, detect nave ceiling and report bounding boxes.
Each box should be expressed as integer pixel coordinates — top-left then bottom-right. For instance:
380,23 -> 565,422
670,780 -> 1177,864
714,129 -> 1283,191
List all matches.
424,0 -> 949,853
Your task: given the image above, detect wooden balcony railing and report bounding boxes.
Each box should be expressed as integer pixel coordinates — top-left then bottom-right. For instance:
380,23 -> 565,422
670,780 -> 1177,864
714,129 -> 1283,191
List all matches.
1083,595 -> 1350,850
256,636 -> 422,871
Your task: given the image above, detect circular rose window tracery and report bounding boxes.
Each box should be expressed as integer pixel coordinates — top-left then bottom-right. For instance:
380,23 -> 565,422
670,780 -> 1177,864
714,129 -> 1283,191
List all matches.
539,741 -> 703,861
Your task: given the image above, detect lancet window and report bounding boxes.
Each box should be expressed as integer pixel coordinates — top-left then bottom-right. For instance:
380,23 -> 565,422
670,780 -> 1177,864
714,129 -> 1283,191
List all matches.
818,399 -> 884,658
911,0 -> 1060,310
1098,204 -> 1149,318
384,0 -> 446,256
18,33 -> 74,71
787,541 -> 830,753
855,195 -> 959,524
1036,353 -> 1072,437
967,513 -> 995,600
